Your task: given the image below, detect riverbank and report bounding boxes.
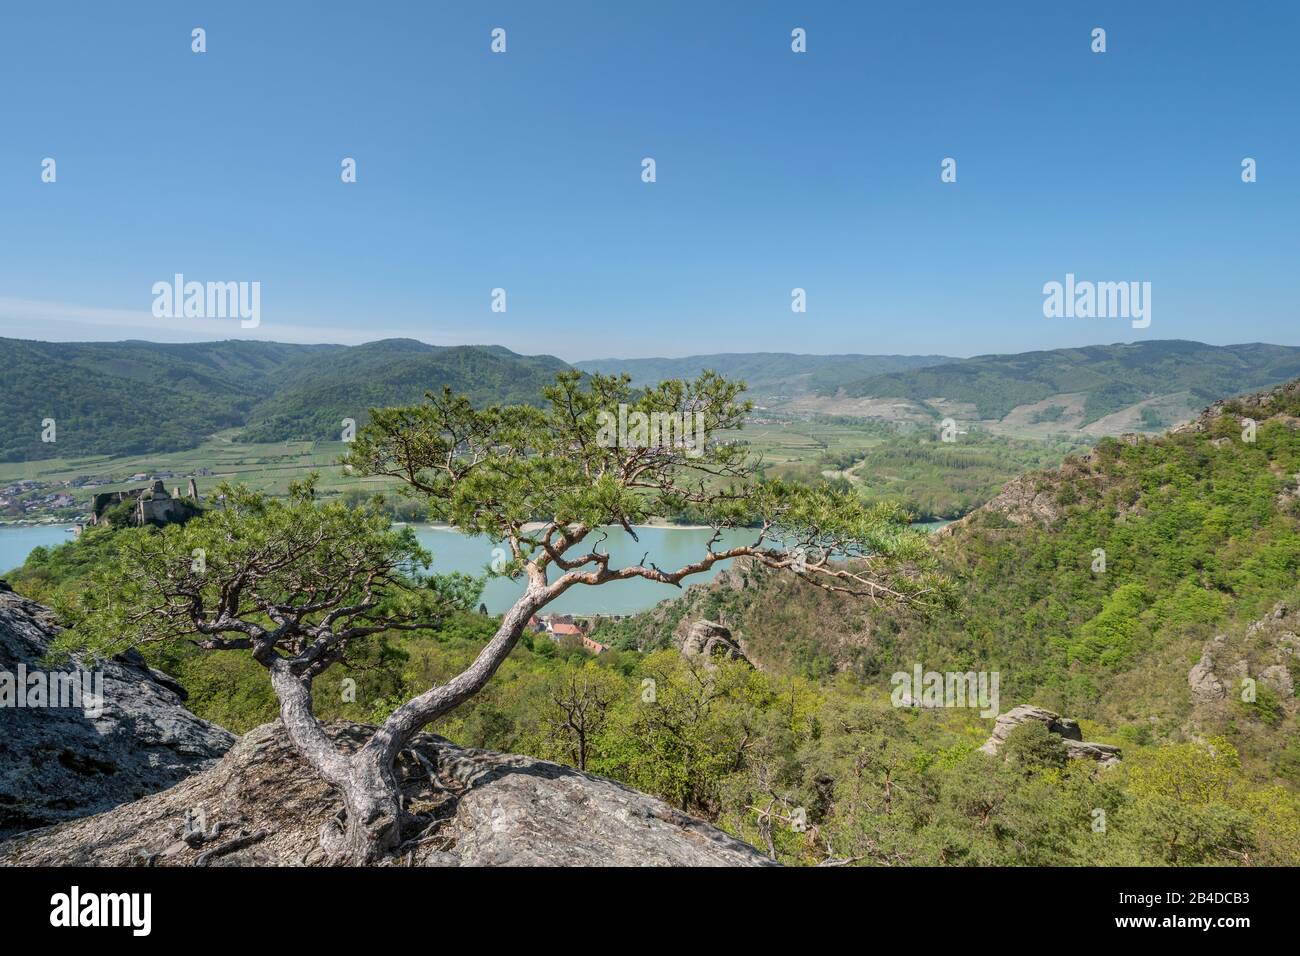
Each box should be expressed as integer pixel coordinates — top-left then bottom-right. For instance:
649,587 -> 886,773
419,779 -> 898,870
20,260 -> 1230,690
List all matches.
0,518 -> 952,615
0,520 -> 80,529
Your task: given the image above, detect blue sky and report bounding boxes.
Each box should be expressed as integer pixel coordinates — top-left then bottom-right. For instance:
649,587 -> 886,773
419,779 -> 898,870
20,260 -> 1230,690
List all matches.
0,1 -> 1295,360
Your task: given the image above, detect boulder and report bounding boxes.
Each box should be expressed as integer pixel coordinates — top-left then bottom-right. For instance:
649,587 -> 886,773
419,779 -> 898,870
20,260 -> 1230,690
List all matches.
0,588 -> 234,837
1188,639 -> 1228,703
1061,739 -> 1124,765
980,704 -> 1120,767
0,721 -> 777,867
676,619 -> 749,664
1259,664 -> 1295,698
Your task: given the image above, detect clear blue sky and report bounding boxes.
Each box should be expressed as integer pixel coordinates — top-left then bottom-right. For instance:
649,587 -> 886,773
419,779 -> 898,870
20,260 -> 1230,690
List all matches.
0,1 -> 1295,360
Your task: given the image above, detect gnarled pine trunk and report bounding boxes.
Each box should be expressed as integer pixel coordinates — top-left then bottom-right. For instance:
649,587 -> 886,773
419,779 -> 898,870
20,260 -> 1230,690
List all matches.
318,748 -> 405,863
268,591 -> 544,864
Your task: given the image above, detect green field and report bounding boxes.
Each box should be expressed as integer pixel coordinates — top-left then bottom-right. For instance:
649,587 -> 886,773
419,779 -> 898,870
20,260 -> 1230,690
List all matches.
744,415 -> 1090,520
3,419 -> 888,505
739,417 -> 893,468
0,416 -> 1085,525
0,429 -> 398,515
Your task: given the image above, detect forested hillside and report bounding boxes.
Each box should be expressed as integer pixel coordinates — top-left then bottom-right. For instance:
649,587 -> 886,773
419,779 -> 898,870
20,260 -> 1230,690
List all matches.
0,338 -> 330,462
0,338 -> 569,460
9,336 -> 1300,463
825,340 -> 1300,424
598,379 -> 1300,789
237,340 -> 571,442
9,378 -> 1300,866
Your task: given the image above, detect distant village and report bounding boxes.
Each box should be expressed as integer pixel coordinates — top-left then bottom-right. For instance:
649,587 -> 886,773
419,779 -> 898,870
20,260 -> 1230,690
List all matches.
0,468 -> 214,526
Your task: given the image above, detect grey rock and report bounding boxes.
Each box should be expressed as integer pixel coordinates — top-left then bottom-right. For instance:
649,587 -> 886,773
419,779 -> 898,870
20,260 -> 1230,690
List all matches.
0,720 -> 777,867
0,589 -> 234,837
436,744 -> 771,866
1259,664 -> 1295,698
1188,644 -> 1227,703
1051,716 -> 1084,741
676,620 -> 749,664
1062,740 -> 1124,766
960,474 -> 1063,529
1188,605 -> 1300,712
979,705 -> 1075,751
980,704 -> 1120,766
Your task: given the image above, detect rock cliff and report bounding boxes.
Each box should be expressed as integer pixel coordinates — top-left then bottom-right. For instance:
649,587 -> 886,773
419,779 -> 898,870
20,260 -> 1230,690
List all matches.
0,720 -> 776,867
1188,602 -> 1298,708
0,583 -> 234,837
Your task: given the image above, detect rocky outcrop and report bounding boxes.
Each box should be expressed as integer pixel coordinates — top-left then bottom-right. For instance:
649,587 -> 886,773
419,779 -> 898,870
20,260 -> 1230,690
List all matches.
1187,602 -> 1299,708
942,442 -> 1132,535
946,476 -> 1066,535
0,721 -> 777,867
1059,740 -> 1124,765
676,619 -> 749,664
0,586 -> 234,837
1188,648 -> 1228,703
980,704 -> 1122,767
1170,380 -> 1300,436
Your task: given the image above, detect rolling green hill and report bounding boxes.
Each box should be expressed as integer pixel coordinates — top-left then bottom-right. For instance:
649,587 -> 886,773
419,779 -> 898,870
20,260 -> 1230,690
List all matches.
9,336 -> 1300,466
824,341 -> 1300,424
0,338 -> 569,461
0,338 -> 336,463
237,340 -> 570,442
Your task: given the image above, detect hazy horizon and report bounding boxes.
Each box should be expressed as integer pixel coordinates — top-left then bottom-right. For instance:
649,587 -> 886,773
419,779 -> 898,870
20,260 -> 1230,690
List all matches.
6,332 -> 1300,367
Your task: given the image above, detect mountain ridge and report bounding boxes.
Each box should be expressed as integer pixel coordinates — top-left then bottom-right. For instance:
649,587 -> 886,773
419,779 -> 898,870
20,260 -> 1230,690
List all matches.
574,351 -> 957,401
817,340 -> 1300,426
0,337 -> 570,461
6,337 -> 1300,462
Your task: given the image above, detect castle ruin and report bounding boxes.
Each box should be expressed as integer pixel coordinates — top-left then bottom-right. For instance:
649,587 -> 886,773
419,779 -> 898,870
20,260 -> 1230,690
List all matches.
91,478 -> 203,528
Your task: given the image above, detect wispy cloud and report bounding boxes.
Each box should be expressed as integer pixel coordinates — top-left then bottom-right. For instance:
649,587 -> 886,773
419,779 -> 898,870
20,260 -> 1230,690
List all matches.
0,298 -> 440,346
0,297 -> 660,360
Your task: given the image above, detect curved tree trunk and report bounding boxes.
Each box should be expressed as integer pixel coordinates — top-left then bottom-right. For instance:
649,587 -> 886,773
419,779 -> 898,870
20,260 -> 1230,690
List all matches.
277,591 -> 546,863
364,590 -> 544,763
321,748 -> 405,863
265,589 -> 548,863
267,656 -> 402,863
267,657 -> 348,786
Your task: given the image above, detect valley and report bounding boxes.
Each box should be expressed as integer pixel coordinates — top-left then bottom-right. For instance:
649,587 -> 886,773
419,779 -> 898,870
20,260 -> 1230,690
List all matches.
5,347 -> 1299,870
7,337 -> 1295,529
